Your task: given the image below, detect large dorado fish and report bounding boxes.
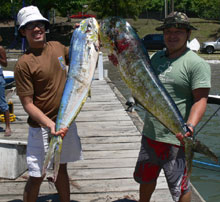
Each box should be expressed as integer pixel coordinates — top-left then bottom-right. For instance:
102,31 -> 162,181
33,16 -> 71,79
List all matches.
100,17 -> 218,176
43,17 -> 99,181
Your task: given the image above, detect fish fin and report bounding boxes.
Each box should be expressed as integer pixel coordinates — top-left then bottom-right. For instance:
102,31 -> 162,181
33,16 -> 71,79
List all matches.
133,97 -> 145,110
88,88 -> 91,98
42,136 -> 58,176
47,177 -> 56,189
53,136 -> 63,182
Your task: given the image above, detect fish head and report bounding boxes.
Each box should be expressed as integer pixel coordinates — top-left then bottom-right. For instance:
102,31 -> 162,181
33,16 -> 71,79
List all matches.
69,17 -> 100,65
83,17 -> 100,51
100,17 -> 135,67
99,17 -> 118,54
79,17 -> 99,37
100,17 -> 150,63
99,17 -> 131,54
71,17 -> 99,47
80,18 -> 100,50
193,139 -> 218,163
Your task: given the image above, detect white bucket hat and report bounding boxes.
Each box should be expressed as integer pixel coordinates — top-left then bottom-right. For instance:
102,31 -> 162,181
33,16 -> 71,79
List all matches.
17,5 -> 49,30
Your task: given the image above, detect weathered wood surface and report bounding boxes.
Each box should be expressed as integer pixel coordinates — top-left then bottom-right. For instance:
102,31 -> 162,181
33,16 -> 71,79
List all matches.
0,75 -> 203,201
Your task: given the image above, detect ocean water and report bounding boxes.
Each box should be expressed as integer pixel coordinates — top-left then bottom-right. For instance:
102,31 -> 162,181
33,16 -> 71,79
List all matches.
104,60 -> 220,202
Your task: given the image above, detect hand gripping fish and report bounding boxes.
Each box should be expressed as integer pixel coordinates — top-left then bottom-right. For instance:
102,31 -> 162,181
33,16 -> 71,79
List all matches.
43,18 -> 99,181
100,17 -> 218,176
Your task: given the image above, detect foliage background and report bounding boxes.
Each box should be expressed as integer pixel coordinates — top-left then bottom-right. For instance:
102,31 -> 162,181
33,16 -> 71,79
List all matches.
0,0 -> 219,55
0,0 -> 220,20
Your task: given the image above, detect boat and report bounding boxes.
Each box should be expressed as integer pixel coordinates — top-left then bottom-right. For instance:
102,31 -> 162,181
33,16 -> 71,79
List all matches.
192,94 -> 220,169
207,94 -> 220,105
3,70 -> 15,88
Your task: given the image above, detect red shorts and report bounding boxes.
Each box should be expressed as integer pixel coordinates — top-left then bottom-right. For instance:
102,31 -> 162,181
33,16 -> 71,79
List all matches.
134,136 -> 191,201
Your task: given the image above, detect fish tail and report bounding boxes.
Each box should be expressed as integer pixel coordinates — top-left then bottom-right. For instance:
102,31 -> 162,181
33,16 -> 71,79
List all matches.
193,140 -> 218,163
53,136 -> 63,182
184,138 -> 194,177
42,136 -> 58,176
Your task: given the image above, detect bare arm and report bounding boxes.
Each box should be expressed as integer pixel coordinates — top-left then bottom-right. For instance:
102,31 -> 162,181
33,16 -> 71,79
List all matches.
186,88 -> 210,129
0,46 -> 7,67
19,95 -> 56,134
176,88 -> 210,142
19,95 -> 67,137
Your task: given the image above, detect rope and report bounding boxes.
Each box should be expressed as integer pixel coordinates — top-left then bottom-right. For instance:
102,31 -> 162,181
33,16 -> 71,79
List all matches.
193,159 -> 220,168
195,106 -> 220,136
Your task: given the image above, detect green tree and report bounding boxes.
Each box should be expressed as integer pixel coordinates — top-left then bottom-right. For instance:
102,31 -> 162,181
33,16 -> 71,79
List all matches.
191,0 -> 220,19
88,0 -> 147,19
0,0 -> 23,20
30,0 -> 82,16
144,0 -> 163,11
52,0 -> 89,17
1,0 -> 220,20
172,0 -> 191,13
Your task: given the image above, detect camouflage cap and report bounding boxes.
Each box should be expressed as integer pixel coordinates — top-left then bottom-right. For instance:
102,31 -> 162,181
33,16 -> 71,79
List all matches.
156,11 -> 197,31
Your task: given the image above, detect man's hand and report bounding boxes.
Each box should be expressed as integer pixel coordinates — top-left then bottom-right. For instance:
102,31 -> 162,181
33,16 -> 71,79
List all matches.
55,127 -> 68,139
48,122 -> 68,139
176,126 -> 194,145
73,23 -> 80,29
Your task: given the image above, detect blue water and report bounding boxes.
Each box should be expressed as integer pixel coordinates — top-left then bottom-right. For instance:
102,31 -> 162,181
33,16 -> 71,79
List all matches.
191,62 -> 220,201
104,61 -> 220,202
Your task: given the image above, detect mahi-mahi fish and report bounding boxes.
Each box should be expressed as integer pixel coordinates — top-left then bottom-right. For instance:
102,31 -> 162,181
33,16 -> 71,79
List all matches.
99,17 -> 218,176
43,17 -> 99,181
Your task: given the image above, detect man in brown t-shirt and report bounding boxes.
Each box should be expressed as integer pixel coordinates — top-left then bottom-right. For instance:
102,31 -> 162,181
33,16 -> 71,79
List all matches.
15,6 -> 82,202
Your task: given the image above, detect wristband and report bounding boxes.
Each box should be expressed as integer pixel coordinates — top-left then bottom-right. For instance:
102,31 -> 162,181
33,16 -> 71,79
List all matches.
186,123 -> 195,131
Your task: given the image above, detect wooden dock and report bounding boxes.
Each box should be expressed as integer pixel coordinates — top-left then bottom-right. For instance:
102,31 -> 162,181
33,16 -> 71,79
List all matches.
0,71 -> 204,201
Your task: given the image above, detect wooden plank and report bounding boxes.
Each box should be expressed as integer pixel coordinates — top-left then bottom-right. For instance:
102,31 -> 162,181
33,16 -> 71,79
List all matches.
81,103 -> 125,111
67,167 -> 136,180
0,178 -> 168,195
0,189 -> 173,202
78,130 -> 140,137
81,150 -> 139,159
77,120 -> 137,128
68,158 -> 138,169
86,95 -> 119,102
0,75 -> 181,202
81,142 -> 140,151
80,136 -> 141,144
76,111 -> 132,122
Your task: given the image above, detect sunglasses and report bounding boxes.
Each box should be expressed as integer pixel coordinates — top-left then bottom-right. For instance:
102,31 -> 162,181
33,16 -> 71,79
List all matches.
25,22 -> 45,30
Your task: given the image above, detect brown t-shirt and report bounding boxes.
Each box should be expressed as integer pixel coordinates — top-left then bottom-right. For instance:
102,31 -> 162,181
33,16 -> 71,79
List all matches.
14,41 -> 69,127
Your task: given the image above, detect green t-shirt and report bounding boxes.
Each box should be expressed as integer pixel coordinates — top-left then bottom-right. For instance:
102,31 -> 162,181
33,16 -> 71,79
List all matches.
142,49 -> 211,145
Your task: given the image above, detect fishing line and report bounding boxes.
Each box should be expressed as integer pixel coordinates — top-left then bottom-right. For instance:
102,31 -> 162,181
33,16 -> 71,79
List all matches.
194,106 -> 220,136
193,165 -> 220,172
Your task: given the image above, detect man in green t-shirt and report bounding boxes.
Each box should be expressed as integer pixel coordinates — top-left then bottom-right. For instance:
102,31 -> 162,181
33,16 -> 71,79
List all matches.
134,12 -> 211,202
